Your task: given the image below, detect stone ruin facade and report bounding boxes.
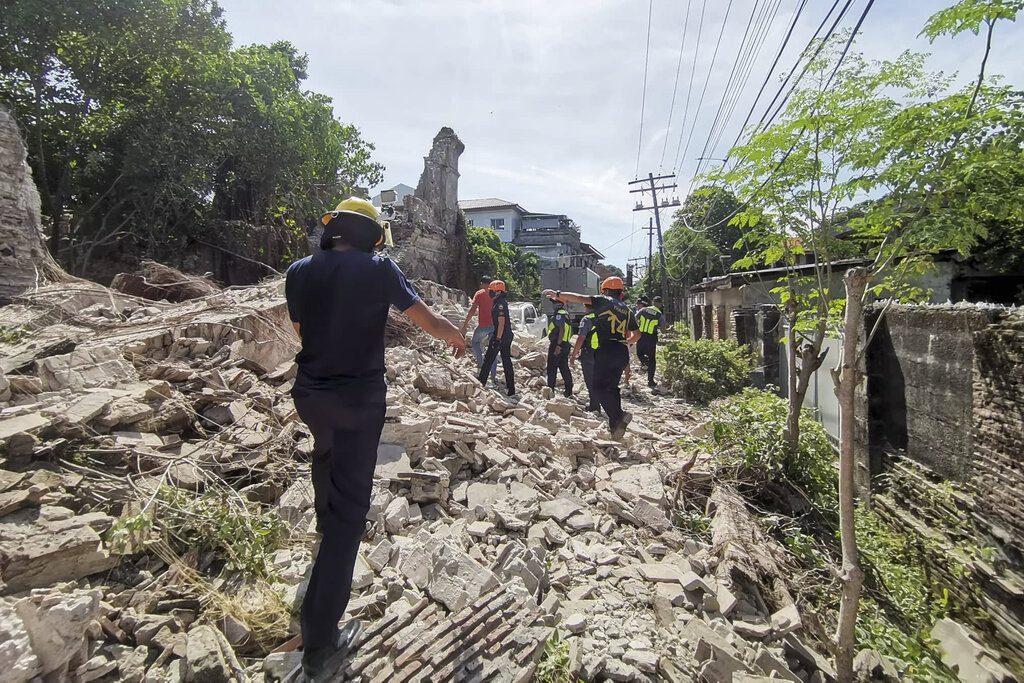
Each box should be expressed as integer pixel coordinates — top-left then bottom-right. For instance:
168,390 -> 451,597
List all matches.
307,127 -> 472,293
0,107 -> 65,304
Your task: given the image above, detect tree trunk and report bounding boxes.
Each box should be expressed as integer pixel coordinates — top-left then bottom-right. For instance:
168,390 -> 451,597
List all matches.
784,302 -> 801,452
834,267 -> 870,682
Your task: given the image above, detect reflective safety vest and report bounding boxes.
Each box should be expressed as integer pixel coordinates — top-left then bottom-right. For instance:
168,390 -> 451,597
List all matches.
548,308 -> 572,343
579,312 -> 599,351
637,306 -> 663,335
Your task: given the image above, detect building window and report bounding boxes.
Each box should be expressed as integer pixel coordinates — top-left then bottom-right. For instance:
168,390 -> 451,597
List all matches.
466,218 -> 474,226
490,218 -> 505,229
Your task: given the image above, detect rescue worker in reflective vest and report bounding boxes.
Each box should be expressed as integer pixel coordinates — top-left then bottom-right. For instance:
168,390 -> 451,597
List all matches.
636,295 -> 665,387
569,303 -> 599,412
478,280 -> 516,396
546,297 -> 574,397
543,277 -> 640,439
285,197 -> 466,681
625,296 -> 649,384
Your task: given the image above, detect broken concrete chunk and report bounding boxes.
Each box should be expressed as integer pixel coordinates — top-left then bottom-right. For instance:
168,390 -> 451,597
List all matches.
931,618 -> 1014,683
37,346 -> 135,392
770,603 -> 802,636
609,463 -> 667,508
383,496 -> 410,534
9,587 -> 102,680
564,612 -> 588,635
185,624 -> 232,683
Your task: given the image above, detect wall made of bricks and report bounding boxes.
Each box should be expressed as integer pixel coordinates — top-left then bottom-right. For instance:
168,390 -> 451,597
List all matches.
972,313 -> 1024,558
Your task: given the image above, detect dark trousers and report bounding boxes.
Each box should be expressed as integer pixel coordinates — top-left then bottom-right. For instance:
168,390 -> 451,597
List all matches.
580,350 -> 597,409
636,336 -> 657,384
293,392 -> 386,651
480,334 -> 515,393
594,344 -> 629,428
547,342 -> 573,395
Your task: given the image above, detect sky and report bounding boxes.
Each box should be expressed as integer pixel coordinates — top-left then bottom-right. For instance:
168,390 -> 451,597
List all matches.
216,0 -> 1022,270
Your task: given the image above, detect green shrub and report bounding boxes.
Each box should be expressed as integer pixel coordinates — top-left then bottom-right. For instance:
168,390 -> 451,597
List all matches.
706,388 -> 837,512
659,337 -> 754,404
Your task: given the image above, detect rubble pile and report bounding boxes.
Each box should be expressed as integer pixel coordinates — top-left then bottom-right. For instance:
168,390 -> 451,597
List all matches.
0,273 -> 847,682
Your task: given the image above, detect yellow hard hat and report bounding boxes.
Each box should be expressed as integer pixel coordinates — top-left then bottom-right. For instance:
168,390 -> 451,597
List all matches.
321,196 -> 380,226
320,196 -> 391,251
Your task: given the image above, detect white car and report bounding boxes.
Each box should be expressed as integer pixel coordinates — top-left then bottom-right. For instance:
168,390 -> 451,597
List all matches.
507,302 -> 548,339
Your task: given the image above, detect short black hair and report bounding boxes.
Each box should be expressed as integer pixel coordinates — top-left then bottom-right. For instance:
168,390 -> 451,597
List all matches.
480,276 -> 493,284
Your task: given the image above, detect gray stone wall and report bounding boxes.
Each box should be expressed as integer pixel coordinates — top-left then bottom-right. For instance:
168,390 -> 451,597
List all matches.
860,305 -> 1024,668
861,306 -> 999,480
0,106 -> 62,303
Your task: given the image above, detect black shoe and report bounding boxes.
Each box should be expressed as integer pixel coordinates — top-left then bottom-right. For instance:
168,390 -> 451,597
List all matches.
610,412 -> 633,440
301,619 -> 364,682
648,381 -> 656,388
564,389 -> 573,398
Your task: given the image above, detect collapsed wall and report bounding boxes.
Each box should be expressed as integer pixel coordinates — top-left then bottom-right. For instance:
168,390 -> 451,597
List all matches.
860,304 -> 1024,672
0,106 -> 66,304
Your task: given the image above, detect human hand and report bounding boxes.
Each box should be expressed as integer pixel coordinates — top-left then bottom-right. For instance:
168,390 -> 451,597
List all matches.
446,330 -> 467,358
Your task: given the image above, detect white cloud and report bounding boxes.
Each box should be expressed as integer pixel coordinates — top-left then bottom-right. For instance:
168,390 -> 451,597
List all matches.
218,0 -> 1023,267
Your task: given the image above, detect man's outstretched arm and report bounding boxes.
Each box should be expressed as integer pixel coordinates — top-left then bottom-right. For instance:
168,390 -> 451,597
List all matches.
542,289 -> 593,305
403,301 -> 467,357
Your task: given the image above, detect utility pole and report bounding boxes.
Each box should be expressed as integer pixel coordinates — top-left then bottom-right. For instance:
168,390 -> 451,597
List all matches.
630,173 -> 681,322
645,217 -> 655,287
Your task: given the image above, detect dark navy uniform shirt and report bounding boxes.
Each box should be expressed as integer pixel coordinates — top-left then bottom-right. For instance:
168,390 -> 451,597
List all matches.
491,293 -> 513,341
637,305 -> 664,339
548,307 -> 572,345
285,248 -> 418,402
590,295 -> 638,347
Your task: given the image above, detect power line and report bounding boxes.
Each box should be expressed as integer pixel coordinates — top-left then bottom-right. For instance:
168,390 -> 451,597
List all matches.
758,0 -> 856,133
681,0 -> 879,234
670,0 -> 708,174
635,0 -> 655,176
659,0 -> 694,169
701,0 -> 785,175
727,0 -> 810,161
690,0 -> 781,185
672,0 -> 736,180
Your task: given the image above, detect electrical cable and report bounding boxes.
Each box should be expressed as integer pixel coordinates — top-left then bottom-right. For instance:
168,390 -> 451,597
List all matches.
659,0 -> 694,169
758,0 -> 856,133
726,0 -> 810,159
670,0 -> 709,174
691,0 -> 783,185
702,0 -> 785,175
681,0 -> 879,233
635,0 -> 654,176
672,0 -> 736,181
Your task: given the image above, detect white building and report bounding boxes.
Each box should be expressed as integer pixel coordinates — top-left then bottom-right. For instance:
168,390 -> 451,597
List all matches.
458,198 -> 529,243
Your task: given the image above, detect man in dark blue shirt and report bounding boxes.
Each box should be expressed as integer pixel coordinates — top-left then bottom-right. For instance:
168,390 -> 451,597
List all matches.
544,276 -> 640,439
477,280 -> 515,396
545,297 -> 574,397
285,197 -> 465,681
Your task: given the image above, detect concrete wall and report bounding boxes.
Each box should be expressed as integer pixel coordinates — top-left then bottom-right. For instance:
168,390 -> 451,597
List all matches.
463,209 -> 521,242
861,306 -> 998,480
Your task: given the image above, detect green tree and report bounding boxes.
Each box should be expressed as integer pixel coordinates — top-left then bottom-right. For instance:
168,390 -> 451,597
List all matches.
0,0 -> 383,275
466,227 -> 540,298
709,3 -> 1022,677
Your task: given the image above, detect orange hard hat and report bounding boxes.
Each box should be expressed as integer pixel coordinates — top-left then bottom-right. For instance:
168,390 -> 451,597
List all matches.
601,276 -> 625,291
488,280 -> 507,292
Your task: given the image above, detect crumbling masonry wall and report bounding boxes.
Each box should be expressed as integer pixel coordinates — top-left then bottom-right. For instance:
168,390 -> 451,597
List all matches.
859,305 -> 1024,667
0,106 -> 65,303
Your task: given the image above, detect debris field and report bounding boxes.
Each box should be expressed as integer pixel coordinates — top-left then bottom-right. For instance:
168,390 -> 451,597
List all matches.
0,273 -> 849,682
